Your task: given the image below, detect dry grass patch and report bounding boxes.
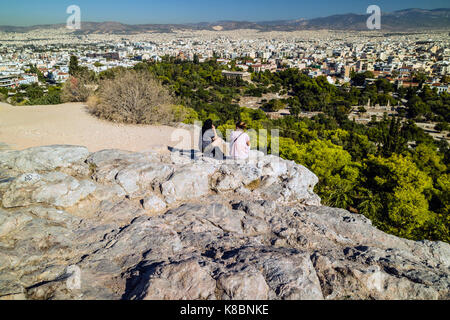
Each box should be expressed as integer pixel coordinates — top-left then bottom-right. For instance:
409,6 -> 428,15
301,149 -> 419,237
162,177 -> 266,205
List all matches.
245,179 -> 262,191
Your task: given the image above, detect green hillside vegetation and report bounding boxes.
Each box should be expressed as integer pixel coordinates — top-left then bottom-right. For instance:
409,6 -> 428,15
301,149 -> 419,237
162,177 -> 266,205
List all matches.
6,83 -> 62,106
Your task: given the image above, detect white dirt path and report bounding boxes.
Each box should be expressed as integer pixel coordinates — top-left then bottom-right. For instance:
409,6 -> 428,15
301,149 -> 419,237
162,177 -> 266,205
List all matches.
0,102 -> 199,152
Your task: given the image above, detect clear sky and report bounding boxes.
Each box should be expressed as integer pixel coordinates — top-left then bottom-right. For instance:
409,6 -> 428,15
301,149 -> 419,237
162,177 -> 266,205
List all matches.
0,0 -> 449,26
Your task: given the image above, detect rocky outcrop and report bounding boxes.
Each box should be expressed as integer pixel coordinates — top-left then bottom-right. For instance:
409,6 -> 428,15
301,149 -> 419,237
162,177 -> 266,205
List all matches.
2,172 -> 96,208
0,145 -> 448,300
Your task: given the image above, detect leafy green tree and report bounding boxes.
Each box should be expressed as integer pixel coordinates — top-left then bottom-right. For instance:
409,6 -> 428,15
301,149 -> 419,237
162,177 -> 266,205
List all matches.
375,78 -> 393,93
351,71 -> 374,86
434,122 -> 449,132
407,96 -> 430,119
359,154 -> 434,239
193,54 -> 200,64
358,106 -> 367,113
69,55 -> 80,76
28,65 -> 46,82
173,105 -> 198,124
279,138 -> 359,208
263,99 -> 285,112
412,72 -> 428,88
25,83 -> 44,100
380,116 -> 408,157
432,174 -> 449,216
411,144 -> 446,181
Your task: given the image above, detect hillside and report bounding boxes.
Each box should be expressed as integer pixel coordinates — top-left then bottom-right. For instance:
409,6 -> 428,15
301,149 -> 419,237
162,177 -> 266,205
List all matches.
0,145 -> 449,300
1,8 -> 449,33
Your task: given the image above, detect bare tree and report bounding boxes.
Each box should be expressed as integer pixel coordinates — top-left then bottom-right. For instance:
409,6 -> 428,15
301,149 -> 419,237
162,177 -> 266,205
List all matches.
87,70 -> 182,125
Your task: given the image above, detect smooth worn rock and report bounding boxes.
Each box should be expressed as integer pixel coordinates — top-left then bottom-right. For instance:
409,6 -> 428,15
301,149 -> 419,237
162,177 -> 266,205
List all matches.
116,163 -> 173,195
0,145 -> 89,173
142,195 -> 167,213
161,164 -> 215,203
132,258 -> 217,300
217,271 -> 269,300
2,172 -> 96,208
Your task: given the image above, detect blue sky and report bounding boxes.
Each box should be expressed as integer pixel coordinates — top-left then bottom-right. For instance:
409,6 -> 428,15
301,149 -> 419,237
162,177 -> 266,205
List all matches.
0,0 -> 449,26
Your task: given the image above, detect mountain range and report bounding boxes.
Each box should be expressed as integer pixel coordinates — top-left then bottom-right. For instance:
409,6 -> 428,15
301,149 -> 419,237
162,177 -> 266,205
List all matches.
0,8 -> 449,34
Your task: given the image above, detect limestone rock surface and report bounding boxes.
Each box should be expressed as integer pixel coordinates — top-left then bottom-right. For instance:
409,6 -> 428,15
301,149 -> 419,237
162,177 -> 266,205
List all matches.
0,145 -> 448,300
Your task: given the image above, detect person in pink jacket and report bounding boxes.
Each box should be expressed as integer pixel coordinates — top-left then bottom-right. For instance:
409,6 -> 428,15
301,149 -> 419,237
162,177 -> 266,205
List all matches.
230,121 -> 250,160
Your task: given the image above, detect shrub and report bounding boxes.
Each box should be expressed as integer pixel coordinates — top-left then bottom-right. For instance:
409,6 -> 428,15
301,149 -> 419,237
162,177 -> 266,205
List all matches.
87,70 -> 182,125
435,122 -> 449,132
173,105 -> 199,124
263,99 -> 285,112
61,73 -> 95,103
27,91 -> 62,105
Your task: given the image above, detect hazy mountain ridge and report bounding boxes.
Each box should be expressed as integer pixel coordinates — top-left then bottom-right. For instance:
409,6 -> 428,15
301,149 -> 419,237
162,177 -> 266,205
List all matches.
1,8 -> 449,34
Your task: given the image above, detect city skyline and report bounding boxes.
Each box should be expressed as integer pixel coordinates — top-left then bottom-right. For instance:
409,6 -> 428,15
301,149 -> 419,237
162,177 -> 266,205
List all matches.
0,0 -> 449,26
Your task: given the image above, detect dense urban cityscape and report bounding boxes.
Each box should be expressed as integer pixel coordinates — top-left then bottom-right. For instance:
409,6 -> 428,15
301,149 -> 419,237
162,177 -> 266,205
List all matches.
1,27 -> 449,140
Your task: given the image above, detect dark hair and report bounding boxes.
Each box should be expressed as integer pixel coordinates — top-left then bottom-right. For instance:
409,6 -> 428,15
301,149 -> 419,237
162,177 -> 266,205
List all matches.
202,119 -> 213,136
236,121 -> 247,130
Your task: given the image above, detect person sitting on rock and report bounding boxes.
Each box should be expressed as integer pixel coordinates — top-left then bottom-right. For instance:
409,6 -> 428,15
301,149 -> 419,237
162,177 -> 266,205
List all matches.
201,119 -> 225,159
230,121 -> 250,160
